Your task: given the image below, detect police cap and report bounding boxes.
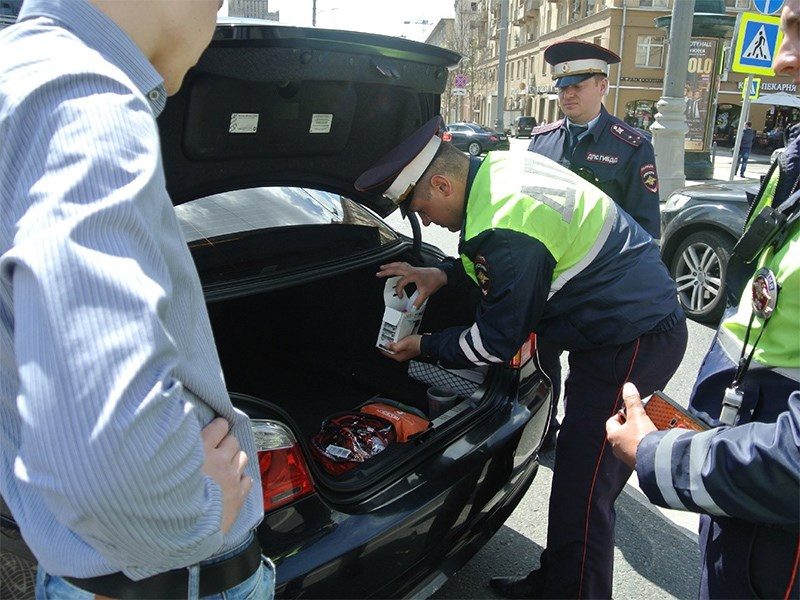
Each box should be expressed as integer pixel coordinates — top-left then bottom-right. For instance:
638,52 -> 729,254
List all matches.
354,116 -> 444,215
544,40 -> 620,88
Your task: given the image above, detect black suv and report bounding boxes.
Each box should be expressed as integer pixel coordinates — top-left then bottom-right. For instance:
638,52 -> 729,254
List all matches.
513,115 -> 537,138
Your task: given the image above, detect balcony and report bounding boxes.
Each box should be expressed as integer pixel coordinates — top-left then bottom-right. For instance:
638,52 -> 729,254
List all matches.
525,0 -> 542,14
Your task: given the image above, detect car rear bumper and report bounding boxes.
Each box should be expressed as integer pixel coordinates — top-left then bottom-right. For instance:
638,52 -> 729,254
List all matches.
268,370 -> 550,598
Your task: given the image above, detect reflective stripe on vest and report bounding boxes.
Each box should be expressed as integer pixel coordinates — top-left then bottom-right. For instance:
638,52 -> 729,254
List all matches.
460,152 -> 617,298
721,167 -> 800,372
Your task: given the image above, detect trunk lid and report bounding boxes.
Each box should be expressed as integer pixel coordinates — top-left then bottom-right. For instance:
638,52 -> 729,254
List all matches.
158,20 -> 460,216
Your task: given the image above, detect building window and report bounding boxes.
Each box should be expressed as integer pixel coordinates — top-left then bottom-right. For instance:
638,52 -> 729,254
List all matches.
624,99 -> 657,129
724,0 -> 749,8
471,1 -> 478,10
636,35 -> 665,68
637,0 -> 669,6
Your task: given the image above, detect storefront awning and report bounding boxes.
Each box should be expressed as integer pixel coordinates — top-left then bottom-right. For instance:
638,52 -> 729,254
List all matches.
751,92 -> 800,108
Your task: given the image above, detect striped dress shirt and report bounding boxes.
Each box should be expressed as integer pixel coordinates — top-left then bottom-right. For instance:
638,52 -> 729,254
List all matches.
0,0 -> 262,579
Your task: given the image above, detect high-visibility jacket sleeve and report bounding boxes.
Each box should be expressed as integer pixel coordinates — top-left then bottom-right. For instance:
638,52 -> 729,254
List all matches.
422,228 -> 555,368
635,391 -> 800,528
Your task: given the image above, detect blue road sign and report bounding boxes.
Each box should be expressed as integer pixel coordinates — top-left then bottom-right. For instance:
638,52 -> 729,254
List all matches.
752,0 -> 783,15
732,12 -> 783,75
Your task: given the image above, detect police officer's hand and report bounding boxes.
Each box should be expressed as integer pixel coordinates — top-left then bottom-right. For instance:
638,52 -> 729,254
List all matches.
201,418 -> 253,535
377,262 -> 448,309
605,382 -> 657,469
380,334 -> 422,362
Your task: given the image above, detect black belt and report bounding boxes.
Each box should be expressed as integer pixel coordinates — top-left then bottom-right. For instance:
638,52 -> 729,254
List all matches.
65,536 -> 262,599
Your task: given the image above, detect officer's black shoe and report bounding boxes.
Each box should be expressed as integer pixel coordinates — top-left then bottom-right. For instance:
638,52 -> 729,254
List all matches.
489,569 -> 544,599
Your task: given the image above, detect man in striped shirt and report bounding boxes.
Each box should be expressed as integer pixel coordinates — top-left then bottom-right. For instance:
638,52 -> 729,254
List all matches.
0,1 -> 272,597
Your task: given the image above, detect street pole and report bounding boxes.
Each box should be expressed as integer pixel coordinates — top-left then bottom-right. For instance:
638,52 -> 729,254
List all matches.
495,0 -> 509,131
312,0 -> 316,26
651,0 -> 695,200
729,74 -> 753,181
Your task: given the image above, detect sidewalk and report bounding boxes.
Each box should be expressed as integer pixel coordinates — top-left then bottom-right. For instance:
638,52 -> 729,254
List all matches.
686,146 -> 772,186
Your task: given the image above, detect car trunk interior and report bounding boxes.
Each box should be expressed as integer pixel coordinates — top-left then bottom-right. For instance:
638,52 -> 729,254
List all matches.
206,248 -> 488,484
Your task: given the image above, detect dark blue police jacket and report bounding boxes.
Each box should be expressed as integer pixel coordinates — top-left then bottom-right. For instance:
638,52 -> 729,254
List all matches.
527,105 -> 661,239
636,134 -> 800,599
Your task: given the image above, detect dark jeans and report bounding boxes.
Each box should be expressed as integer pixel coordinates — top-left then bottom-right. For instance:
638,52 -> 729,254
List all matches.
539,318 -> 689,599
738,148 -> 752,176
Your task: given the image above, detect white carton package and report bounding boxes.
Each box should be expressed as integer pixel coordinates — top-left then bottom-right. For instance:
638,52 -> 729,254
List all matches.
376,276 -> 428,352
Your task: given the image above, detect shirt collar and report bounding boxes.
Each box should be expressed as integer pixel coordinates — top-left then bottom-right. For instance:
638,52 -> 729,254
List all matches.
565,107 -> 604,140
19,0 -> 167,115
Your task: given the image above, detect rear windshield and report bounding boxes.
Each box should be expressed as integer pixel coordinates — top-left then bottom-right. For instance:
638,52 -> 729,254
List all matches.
175,187 -> 395,244
175,187 -> 400,285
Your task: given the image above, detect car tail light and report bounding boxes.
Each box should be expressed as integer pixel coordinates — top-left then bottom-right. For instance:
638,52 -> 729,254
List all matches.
489,134 -> 499,142
442,131 -> 452,142
250,419 -> 315,512
509,333 -> 537,369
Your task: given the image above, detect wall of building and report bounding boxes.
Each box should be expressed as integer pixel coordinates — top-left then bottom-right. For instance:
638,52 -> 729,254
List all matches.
429,0 -> 796,143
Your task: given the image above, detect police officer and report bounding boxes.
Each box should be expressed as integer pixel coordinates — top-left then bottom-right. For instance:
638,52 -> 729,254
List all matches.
607,6 -> 799,597
528,40 -> 660,237
355,116 -> 688,599
531,41 -> 661,453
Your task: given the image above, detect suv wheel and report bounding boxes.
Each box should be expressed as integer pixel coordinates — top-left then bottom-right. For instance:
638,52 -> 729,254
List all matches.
670,231 -> 734,324
467,142 -> 482,156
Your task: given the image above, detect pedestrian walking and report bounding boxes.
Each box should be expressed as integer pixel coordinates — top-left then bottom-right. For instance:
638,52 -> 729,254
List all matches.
738,121 -> 757,177
0,1 -> 273,598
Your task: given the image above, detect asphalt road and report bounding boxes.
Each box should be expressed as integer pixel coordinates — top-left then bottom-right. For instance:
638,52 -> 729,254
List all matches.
384,137 -> 721,598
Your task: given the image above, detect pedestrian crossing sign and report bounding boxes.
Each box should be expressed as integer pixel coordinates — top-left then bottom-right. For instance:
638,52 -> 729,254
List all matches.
741,78 -> 761,100
732,12 -> 783,76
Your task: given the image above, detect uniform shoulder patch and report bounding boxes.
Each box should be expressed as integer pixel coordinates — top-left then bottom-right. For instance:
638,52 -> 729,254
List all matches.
531,119 -> 564,136
474,254 -> 490,296
609,122 -> 644,148
640,163 -> 658,193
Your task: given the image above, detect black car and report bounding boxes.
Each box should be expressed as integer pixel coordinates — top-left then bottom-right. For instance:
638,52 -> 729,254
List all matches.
661,180 -> 758,323
0,20 -> 551,600
512,116 -> 537,138
444,122 -> 510,156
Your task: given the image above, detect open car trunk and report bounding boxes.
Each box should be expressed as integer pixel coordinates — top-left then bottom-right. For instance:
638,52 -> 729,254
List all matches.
205,246 -> 491,489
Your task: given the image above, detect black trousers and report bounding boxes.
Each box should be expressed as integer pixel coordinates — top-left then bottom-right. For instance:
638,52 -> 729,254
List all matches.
537,338 -> 563,434
539,318 -> 688,599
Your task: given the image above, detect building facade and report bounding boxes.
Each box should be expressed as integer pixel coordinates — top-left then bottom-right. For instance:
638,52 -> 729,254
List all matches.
228,0 -> 279,21
433,0 -> 797,148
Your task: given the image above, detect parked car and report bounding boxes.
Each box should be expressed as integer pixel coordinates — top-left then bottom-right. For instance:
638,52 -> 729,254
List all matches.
660,179 -> 759,323
0,20 -> 551,600
444,122 -> 510,155
512,115 -> 537,138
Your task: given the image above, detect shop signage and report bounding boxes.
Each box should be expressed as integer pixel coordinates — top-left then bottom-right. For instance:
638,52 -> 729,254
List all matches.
685,37 -> 719,152
620,77 -> 665,84
736,81 -> 797,93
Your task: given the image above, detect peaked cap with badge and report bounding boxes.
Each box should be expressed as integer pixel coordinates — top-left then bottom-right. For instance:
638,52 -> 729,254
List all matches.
355,116 -> 445,215
544,40 -> 620,88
